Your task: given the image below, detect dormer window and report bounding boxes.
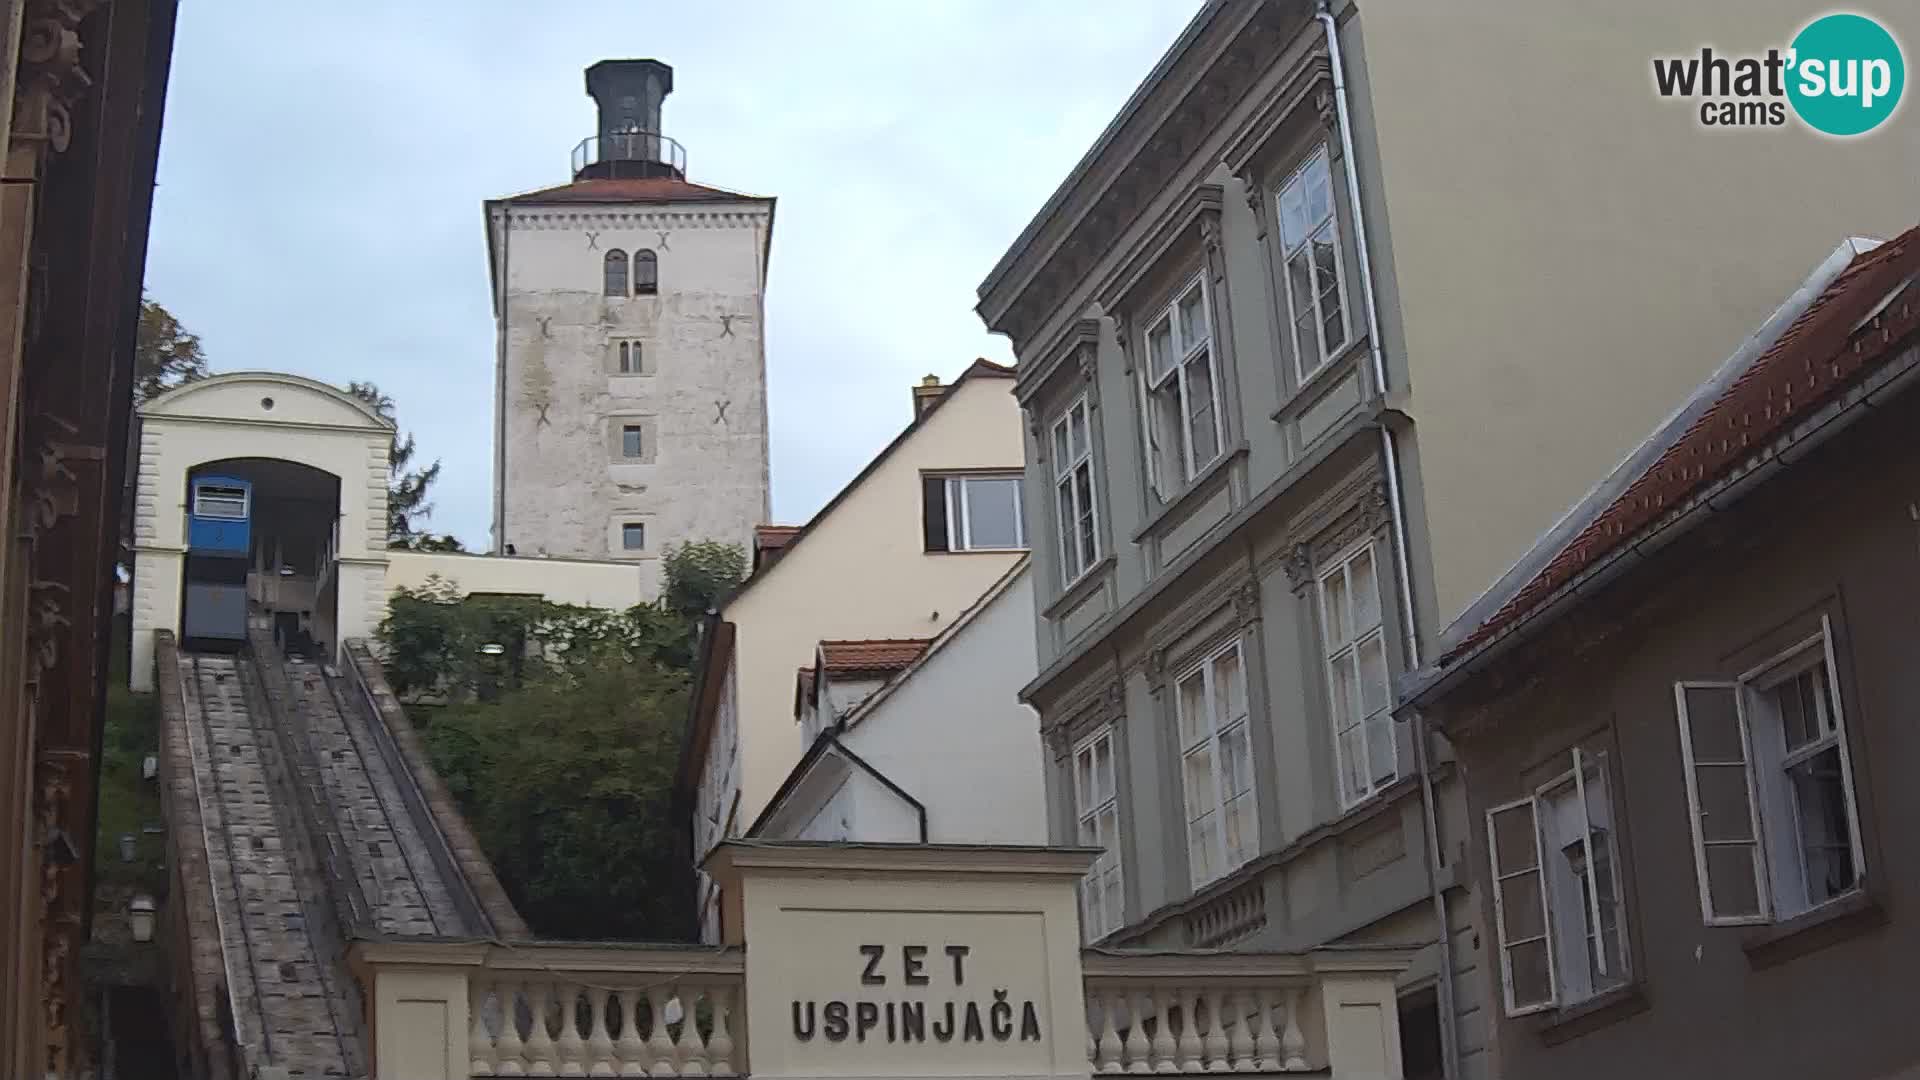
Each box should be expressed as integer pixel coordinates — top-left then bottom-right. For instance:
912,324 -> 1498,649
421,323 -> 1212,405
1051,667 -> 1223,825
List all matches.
604,249 -> 629,297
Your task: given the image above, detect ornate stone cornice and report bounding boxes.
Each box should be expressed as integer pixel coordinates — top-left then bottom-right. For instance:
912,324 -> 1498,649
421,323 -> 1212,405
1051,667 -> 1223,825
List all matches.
1013,310 -> 1104,405
12,0 -> 104,157
1233,579 -> 1262,627
497,208 -> 771,232
1280,542 -> 1314,591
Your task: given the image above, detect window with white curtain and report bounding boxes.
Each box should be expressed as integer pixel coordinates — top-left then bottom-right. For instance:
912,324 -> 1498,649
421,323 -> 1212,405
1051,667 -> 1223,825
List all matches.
1318,541 -> 1395,807
1140,277 -> 1223,502
1176,640 -> 1256,888
1073,726 -> 1124,941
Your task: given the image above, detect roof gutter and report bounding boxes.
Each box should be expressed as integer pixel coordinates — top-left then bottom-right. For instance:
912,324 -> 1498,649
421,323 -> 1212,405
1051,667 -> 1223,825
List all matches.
1313,6 -> 1454,1079
1405,331 -> 1920,714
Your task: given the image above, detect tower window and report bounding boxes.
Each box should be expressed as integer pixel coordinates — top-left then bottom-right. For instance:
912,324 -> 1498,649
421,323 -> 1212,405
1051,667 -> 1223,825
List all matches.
635,249 -> 658,296
622,425 -> 644,458
604,249 -> 629,297
615,340 -> 645,374
622,523 -> 646,551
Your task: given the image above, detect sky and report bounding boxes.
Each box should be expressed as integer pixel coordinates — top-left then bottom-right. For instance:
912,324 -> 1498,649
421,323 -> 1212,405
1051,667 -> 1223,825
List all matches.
144,1 -> 1200,549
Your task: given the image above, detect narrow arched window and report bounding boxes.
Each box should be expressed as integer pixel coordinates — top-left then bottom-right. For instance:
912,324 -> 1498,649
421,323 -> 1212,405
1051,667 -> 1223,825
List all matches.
634,249 -> 658,296
604,249 -> 629,297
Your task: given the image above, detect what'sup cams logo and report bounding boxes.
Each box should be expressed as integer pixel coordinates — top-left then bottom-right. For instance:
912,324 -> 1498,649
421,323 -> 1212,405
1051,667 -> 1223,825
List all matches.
1653,12 -> 1905,135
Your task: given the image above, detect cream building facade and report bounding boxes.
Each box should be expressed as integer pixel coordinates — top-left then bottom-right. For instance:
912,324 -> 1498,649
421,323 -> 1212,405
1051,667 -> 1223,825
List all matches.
486,59 -> 772,590
680,362 -> 1028,939
975,3 -> 1917,1079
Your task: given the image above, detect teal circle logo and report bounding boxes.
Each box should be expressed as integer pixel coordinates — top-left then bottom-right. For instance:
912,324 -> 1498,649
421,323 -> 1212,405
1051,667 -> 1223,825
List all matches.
1787,13 -> 1905,136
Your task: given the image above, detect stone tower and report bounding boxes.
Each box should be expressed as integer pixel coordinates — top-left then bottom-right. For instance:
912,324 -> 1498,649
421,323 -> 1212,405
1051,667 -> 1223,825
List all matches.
484,59 -> 773,592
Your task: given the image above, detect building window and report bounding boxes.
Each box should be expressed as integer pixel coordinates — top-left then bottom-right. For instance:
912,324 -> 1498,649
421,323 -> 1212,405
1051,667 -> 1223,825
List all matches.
621,522 -> 646,551
1073,726 -> 1124,941
1674,617 -> 1865,926
922,473 -> 1025,552
1277,146 -> 1349,383
1140,276 -> 1223,501
1487,748 -> 1630,1017
1051,396 -> 1101,585
192,483 -> 249,520
615,340 -> 644,374
1319,541 -> 1394,807
602,245 -> 625,292
635,249 -> 659,295
1176,639 -> 1255,888
621,424 -> 644,459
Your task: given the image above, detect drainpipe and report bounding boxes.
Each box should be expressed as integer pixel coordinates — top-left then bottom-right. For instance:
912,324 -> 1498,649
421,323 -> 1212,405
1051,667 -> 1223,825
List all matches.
493,204 -> 511,554
1315,3 -> 1460,1077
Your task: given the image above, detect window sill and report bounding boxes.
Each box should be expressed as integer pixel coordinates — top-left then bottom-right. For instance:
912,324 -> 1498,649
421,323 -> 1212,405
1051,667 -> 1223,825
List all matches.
1531,982 -> 1648,1047
1741,888 -> 1884,970
1043,555 -> 1116,621
1129,443 -> 1248,545
926,547 -> 1030,556
1271,338 -> 1369,423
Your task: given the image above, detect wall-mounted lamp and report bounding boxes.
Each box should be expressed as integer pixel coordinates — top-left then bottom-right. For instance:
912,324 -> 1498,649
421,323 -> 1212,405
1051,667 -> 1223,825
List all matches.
129,894 -> 156,943
478,643 -> 507,657
141,755 -> 158,780
119,833 -> 136,863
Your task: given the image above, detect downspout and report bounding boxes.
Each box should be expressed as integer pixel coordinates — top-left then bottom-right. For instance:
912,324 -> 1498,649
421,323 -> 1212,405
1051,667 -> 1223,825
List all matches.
1315,4 -> 1460,1077
493,204 -> 511,554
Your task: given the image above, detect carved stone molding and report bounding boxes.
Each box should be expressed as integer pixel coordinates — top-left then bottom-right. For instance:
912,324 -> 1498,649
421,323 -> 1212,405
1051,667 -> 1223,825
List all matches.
1233,579 -> 1262,628
1100,679 -> 1124,718
1281,542 -> 1314,590
12,0 -> 105,157
1198,209 -> 1223,255
1314,86 -> 1338,136
1361,480 -> 1391,533
1143,646 -> 1169,690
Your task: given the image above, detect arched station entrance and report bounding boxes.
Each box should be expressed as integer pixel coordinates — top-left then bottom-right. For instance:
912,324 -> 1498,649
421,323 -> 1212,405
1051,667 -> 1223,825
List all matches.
181,457 -> 343,658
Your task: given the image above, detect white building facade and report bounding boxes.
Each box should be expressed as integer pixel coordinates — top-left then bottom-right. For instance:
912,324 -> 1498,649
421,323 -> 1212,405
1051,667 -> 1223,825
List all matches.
485,59 -> 772,591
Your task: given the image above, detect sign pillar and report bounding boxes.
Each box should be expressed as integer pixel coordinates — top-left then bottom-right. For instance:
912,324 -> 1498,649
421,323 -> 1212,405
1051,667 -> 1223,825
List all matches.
706,841 -> 1098,1080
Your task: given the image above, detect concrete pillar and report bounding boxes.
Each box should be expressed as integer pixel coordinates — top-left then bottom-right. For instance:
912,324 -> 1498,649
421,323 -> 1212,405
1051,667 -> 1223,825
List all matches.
1319,971 -> 1406,1079
366,965 -> 470,1080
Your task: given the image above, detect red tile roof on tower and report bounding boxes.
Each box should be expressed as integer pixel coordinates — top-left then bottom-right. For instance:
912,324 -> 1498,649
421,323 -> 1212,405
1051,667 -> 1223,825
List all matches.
817,639 -> 935,676
501,177 -> 767,205
1439,224 -> 1920,667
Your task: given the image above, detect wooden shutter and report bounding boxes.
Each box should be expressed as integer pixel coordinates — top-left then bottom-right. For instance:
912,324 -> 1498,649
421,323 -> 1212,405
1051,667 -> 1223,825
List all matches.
1487,796 -> 1556,1015
922,475 -> 950,552
1674,681 -> 1769,924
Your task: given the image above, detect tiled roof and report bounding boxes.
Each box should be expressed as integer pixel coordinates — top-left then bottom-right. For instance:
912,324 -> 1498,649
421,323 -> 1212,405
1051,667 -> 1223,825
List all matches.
1441,225 -> 1920,665
754,525 -> 801,550
818,639 -> 934,675
502,177 -> 765,205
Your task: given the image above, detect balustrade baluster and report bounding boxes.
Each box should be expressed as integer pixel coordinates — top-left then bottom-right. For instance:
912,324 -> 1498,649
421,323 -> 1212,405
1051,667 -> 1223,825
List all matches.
707,986 -> 737,1076
1227,991 -> 1255,1072
1250,990 -> 1279,1072
496,980 -> 529,1077
646,987 -> 678,1076
1092,991 -> 1121,1073
615,990 -> 649,1077
472,979 -> 499,1076
1150,989 -> 1178,1073
1121,991 -> 1150,1073
1202,990 -> 1230,1071
678,988 -> 711,1076
586,986 -> 616,1076
1279,989 -> 1307,1071
525,982 -> 558,1076
557,983 -> 588,1076
1177,990 -> 1204,1072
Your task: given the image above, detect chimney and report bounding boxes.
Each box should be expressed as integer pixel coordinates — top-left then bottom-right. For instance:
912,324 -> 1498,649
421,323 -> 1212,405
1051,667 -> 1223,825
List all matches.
912,375 -> 944,418
575,59 -> 684,181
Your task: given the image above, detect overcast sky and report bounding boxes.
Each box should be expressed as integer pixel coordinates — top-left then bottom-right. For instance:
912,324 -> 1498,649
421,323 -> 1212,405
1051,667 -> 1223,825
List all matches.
144,2 -> 1198,548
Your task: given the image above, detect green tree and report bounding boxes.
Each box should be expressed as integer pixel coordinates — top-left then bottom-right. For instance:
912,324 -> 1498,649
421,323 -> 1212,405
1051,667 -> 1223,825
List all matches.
133,296 -> 208,404
661,540 -> 748,618
345,380 -> 461,550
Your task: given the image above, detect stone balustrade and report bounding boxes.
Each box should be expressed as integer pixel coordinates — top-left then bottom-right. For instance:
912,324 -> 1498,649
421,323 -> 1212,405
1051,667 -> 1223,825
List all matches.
1080,948 -> 1410,1075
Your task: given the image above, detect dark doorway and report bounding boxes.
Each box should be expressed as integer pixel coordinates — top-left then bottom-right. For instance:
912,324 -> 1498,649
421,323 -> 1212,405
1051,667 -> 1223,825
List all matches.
1399,986 -> 1444,1080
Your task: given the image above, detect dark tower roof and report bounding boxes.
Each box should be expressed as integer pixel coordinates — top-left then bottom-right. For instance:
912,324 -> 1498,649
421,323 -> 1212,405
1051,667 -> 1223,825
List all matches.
572,58 -> 685,181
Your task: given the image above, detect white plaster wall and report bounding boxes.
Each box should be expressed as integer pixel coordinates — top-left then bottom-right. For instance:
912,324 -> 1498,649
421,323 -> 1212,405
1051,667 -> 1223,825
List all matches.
383,550 -> 646,611
713,373 -> 1026,837
838,569 -> 1046,845
130,373 -> 392,691
491,199 -> 772,590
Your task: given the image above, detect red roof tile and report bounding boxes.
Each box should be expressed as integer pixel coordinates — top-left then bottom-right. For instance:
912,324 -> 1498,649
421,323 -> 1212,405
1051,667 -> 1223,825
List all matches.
1443,225 -> 1920,665
817,639 -> 934,675
754,525 -> 801,550
503,177 -> 764,205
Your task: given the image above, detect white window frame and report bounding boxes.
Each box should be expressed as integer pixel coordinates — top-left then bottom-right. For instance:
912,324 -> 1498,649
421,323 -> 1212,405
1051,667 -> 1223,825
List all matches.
193,483 -> 249,520
1486,747 -> 1629,1017
1174,638 -> 1257,889
1316,539 -> 1396,808
1675,616 -> 1866,926
1072,725 -> 1124,942
1138,275 -> 1225,500
1276,145 -> 1351,383
1050,395 -> 1101,587
943,473 -> 1027,552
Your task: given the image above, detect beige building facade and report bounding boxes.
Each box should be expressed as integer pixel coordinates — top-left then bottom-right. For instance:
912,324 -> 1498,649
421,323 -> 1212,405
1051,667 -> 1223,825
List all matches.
680,363 -> 1028,940
976,4 -> 1916,1080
